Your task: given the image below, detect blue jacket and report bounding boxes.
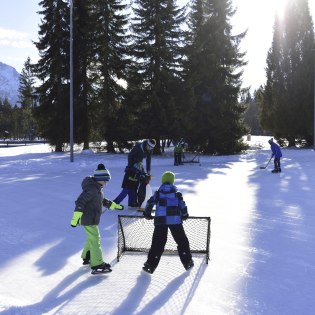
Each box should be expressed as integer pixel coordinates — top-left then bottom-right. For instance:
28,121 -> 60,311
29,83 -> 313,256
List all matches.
270,142 -> 282,158
144,183 -> 188,225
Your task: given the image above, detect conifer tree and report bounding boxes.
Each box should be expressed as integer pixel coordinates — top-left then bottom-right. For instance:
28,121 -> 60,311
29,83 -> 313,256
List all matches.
18,57 -> 36,108
18,57 -> 37,139
71,0 -> 97,150
242,90 -> 264,135
34,0 -> 70,152
261,0 -> 315,146
0,98 -> 12,138
90,0 -> 130,152
127,0 -> 186,150
184,0 -> 247,154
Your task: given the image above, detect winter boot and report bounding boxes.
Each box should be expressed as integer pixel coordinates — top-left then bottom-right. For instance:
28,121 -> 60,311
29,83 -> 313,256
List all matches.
91,262 -> 112,274
142,262 -> 155,274
82,258 -> 90,265
184,259 -> 194,271
82,250 -> 90,265
271,169 -> 279,173
128,203 -> 138,208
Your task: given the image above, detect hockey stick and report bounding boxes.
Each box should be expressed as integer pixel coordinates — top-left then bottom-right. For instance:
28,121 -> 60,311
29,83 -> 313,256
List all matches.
260,156 -> 272,169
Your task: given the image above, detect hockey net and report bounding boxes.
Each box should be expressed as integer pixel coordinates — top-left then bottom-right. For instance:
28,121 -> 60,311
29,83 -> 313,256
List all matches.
117,215 -> 211,263
182,152 -> 200,163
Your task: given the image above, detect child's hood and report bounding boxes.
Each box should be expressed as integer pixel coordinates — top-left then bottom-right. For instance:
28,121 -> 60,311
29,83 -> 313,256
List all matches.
81,176 -> 99,190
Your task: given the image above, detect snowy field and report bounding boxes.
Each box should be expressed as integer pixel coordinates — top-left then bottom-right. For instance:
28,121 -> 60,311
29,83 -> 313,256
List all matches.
0,136 -> 314,315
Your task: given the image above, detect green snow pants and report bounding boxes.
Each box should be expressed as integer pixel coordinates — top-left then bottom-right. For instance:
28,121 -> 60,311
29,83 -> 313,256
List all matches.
81,225 -> 104,268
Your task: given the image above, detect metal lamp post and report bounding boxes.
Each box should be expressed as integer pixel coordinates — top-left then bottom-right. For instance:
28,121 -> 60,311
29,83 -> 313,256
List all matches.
313,48 -> 315,148
70,0 -> 74,162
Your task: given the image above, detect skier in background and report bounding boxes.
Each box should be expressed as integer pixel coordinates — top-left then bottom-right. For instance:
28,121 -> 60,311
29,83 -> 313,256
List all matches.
268,138 -> 282,173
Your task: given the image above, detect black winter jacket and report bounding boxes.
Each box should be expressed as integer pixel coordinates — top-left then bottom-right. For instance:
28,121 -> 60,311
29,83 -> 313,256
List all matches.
128,142 -> 152,173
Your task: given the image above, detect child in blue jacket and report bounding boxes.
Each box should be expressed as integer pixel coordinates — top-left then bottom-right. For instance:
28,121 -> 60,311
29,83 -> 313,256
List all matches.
268,138 -> 282,173
142,171 -> 194,274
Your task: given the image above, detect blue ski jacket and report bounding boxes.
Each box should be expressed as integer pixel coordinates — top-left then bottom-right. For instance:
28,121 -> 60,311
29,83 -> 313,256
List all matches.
270,142 -> 282,158
144,183 -> 188,225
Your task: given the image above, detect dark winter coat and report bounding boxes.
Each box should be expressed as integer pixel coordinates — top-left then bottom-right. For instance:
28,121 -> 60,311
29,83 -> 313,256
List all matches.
144,183 -> 188,225
270,142 -> 282,158
121,167 -> 139,189
128,141 -> 152,173
174,144 -> 184,154
75,176 -> 108,226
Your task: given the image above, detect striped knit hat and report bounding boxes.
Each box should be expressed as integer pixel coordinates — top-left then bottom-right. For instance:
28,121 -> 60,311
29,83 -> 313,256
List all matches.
94,163 -> 111,182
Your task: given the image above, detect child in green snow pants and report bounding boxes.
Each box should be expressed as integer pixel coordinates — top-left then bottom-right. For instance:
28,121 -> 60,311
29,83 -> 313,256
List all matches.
81,226 -> 104,267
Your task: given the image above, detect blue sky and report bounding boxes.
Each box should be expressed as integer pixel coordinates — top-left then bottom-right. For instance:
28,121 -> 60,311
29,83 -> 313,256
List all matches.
0,1 -> 40,71
1,0 -> 315,91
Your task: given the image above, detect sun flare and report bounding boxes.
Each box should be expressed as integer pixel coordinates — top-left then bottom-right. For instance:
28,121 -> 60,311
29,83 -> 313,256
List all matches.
274,0 -> 289,20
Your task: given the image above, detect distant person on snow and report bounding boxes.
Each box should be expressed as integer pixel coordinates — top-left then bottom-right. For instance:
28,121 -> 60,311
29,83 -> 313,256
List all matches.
268,138 -> 282,173
174,142 -> 184,166
142,171 -> 194,274
113,139 -> 156,208
70,163 -> 123,274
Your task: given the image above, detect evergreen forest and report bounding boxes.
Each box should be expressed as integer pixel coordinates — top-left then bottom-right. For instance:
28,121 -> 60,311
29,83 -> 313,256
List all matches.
1,0 -> 314,153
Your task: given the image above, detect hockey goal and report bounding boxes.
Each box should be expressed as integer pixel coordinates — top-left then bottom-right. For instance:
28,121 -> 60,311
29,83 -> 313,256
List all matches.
117,215 -> 211,263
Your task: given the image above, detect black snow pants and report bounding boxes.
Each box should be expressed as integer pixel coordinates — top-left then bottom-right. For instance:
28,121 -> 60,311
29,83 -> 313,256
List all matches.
146,224 -> 192,272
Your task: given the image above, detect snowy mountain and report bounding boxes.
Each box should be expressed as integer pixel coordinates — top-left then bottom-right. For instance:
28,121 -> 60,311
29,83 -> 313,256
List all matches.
0,61 -> 20,106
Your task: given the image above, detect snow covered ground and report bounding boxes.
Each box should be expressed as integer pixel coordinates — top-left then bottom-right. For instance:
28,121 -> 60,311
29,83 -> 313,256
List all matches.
0,136 -> 314,315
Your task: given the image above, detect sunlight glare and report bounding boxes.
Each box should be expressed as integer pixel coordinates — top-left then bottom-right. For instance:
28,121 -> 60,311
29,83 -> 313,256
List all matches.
274,0 -> 288,20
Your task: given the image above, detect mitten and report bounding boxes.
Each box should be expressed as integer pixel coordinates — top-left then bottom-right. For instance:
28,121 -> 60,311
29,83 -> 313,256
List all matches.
70,209 -> 83,227
182,215 -> 188,221
143,212 -> 153,220
144,173 -> 151,184
103,198 -> 124,210
103,198 -> 111,208
109,201 -> 124,211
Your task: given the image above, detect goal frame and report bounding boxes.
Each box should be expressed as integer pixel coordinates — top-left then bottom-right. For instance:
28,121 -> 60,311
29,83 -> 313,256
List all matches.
117,215 -> 211,263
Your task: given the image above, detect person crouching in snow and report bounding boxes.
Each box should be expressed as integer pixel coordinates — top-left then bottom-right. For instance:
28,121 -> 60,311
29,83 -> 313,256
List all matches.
70,163 -> 124,273
268,138 -> 282,173
142,171 -> 194,274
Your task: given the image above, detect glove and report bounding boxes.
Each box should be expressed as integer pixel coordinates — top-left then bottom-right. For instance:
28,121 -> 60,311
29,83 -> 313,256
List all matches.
182,214 -> 189,221
70,209 -> 83,227
103,198 -> 111,208
103,198 -> 124,210
110,201 -> 124,210
143,212 -> 153,220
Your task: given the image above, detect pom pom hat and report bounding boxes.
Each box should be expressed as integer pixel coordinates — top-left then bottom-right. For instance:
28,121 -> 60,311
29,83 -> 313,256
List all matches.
94,163 -> 111,182
146,139 -> 156,149
161,171 -> 175,185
